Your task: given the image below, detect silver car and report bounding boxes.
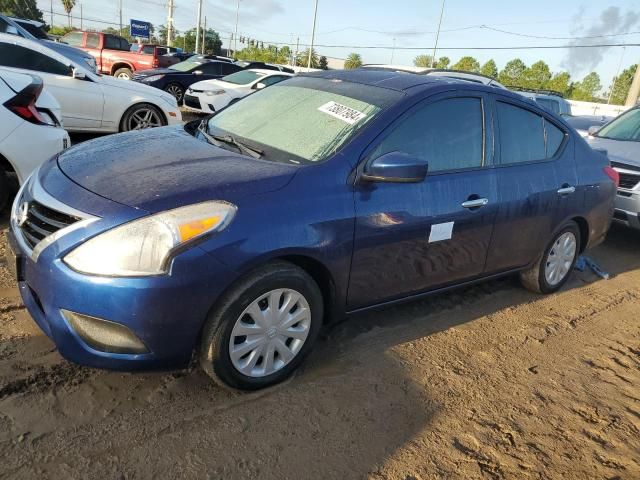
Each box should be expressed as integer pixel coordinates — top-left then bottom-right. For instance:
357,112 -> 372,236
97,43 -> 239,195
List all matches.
587,106 -> 640,229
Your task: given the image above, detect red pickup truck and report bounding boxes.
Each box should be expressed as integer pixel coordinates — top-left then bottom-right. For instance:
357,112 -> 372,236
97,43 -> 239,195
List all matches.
60,31 -> 179,79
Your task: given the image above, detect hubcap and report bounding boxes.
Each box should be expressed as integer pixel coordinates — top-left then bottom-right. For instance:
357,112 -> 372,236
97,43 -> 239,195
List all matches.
167,85 -> 183,101
117,72 -> 131,80
545,232 -> 577,286
229,289 -> 311,378
126,108 -> 162,131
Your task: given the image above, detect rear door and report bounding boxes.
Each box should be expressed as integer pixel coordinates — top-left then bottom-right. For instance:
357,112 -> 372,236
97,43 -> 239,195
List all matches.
348,91 -> 499,309
484,95 -> 576,273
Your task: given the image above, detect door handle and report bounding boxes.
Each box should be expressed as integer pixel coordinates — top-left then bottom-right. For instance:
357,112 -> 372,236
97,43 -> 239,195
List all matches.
461,198 -> 489,209
557,186 -> 576,195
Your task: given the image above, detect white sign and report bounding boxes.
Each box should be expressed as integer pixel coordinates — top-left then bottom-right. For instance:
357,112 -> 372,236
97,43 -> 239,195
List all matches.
318,101 -> 367,125
429,222 -> 454,243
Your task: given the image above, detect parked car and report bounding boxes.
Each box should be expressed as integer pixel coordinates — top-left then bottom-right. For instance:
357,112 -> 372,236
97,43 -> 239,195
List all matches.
0,33 -> 182,133
0,15 -> 98,73
586,106 -> 640,229
129,43 -> 181,68
188,54 -> 234,63
362,65 -> 507,89
133,59 -> 242,102
61,31 -> 172,79
511,88 -> 572,116
565,115 -> 612,137
6,70 -> 616,391
184,69 -> 294,113
234,60 -> 295,73
0,70 -> 69,209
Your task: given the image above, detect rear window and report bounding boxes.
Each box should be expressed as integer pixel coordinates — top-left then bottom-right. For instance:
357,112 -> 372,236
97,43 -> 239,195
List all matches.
221,70 -> 265,85
142,45 -> 155,54
62,31 -> 84,46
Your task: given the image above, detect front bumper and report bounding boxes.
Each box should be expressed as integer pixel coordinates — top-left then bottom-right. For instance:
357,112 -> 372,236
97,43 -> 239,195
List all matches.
9,165 -> 238,371
613,190 -> 640,230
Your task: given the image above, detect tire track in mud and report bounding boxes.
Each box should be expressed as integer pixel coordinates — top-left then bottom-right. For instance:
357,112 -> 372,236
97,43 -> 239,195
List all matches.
0,362 -> 92,400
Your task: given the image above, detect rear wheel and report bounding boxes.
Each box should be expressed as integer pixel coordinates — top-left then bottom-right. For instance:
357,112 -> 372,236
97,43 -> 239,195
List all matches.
199,261 -> 323,391
164,83 -> 184,102
120,103 -> 166,132
114,67 -> 133,80
520,222 -> 580,294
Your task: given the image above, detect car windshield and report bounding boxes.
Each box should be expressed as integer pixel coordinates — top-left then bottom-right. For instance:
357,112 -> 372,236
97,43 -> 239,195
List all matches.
170,60 -> 203,72
221,70 -> 265,85
597,108 -> 640,142
205,76 -> 402,164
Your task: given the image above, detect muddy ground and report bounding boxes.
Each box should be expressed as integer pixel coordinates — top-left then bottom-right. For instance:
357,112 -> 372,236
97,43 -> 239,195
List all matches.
1,198 -> 639,479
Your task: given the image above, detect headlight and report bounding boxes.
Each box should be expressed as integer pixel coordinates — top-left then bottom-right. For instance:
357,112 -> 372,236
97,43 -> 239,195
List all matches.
64,201 -> 237,276
205,89 -> 226,96
143,74 -> 166,82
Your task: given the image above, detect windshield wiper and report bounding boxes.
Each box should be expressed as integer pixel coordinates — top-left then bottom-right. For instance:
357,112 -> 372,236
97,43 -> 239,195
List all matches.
198,121 -> 262,159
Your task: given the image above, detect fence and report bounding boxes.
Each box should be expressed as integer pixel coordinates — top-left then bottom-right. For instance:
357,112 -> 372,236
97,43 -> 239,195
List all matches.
567,100 -> 630,118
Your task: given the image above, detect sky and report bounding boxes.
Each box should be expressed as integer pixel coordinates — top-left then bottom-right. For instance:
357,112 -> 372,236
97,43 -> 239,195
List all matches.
37,0 -> 640,90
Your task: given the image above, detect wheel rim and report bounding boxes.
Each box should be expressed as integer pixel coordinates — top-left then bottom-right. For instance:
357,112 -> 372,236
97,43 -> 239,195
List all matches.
126,107 -> 163,130
166,85 -> 183,101
229,289 -> 311,378
545,232 -> 577,286
116,72 -> 131,79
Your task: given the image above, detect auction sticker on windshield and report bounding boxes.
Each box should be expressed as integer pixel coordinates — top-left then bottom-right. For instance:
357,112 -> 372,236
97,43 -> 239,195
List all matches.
318,101 -> 367,125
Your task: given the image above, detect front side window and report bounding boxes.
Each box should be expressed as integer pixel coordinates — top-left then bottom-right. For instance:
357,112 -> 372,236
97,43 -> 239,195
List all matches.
62,31 -> 83,46
104,35 -> 121,50
370,97 -> 484,172
597,108 -> 640,142
221,63 -> 241,75
0,43 -> 71,76
206,77 -> 401,164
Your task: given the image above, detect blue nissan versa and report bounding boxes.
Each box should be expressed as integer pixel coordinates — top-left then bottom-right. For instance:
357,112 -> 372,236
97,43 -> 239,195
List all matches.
7,70 -> 617,390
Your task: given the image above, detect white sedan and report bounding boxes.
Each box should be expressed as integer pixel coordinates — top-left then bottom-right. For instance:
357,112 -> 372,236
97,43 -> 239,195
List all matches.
0,33 -> 182,133
183,69 -> 293,113
0,69 -> 69,209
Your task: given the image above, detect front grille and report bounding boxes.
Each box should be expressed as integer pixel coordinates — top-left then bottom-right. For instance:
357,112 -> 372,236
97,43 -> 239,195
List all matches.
19,201 -> 80,250
618,172 -> 640,190
611,161 -> 640,173
183,94 -> 201,109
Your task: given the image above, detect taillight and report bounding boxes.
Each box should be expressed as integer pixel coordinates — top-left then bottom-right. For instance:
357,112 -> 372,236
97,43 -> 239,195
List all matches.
153,57 -> 159,68
3,75 -> 49,125
604,166 -> 620,187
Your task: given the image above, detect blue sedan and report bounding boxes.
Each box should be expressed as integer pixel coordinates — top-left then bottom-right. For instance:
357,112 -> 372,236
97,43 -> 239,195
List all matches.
7,70 -> 616,390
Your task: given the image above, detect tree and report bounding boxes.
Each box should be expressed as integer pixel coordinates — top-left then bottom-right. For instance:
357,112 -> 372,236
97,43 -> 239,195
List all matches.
174,28 -> 221,54
480,59 -> 498,79
570,72 -> 602,101
319,55 -> 328,70
60,0 -> 76,28
546,72 -> 571,96
0,0 -> 44,22
452,56 -> 480,73
608,64 -> 638,105
344,53 -> 363,70
413,55 -> 433,68
296,49 -> 319,68
498,58 -> 527,87
522,60 -> 552,89
436,56 -> 450,69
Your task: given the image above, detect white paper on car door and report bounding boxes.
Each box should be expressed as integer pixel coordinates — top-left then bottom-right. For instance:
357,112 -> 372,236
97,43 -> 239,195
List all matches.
429,222 -> 454,243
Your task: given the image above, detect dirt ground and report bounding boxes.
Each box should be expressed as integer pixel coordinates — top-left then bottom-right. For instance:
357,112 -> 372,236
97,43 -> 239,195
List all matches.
0,200 -> 639,479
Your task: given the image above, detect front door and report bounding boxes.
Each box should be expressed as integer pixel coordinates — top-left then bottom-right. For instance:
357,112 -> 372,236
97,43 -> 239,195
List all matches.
348,93 -> 498,310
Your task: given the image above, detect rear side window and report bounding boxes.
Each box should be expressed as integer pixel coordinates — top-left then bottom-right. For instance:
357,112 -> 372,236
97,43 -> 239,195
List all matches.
120,38 -> 130,50
86,33 -> 100,48
371,97 -> 484,172
220,63 -> 241,75
0,43 -> 71,76
200,62 -> 222,75
536,97 -> 560,115
104,35 -> 127,50
156,48 -> 168,55
496,101 -> 566,163
62,31 -> 84,46
142,45 -> 155,54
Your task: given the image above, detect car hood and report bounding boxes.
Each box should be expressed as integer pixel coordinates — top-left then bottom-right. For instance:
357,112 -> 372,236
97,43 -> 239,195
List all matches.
587,136 -> 640,168
98,74 -> 176,103
56,126 -> 297,213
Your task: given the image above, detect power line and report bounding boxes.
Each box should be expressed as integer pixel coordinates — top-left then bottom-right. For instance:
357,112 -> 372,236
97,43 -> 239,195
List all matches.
480,25 -> 640,40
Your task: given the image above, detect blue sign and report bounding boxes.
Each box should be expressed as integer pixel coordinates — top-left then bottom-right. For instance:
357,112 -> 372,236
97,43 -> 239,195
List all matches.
130,19 -> 151,38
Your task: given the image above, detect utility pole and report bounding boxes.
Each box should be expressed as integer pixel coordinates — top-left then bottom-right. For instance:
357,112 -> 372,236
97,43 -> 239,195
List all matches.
625,63 -> 640,107
202,16 -> 207,54
390,37 -> 396,63
431,0 -> 446,68
118,0 -> 123,35
50,0 -> 53,27
295,36 -> 299,67
234,0 -> 241,56
167,0 -> 175,47
308,0 -> 319,69
195,0 -> 203,54
80,3 -> 83,30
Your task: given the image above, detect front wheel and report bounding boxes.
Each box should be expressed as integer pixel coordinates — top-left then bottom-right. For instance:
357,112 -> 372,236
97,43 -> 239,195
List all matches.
120,103 -> 166,132
199,261 -> 323,390
520,222 -> 580,294
164,83 -> 184,102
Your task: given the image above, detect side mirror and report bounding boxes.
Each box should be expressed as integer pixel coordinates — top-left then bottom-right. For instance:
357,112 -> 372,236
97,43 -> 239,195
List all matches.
588,126 -> 600,136
361,151 -> 428,183
254,82 -> 266,90
72,68 -> 86,80
194,70 -> 203,76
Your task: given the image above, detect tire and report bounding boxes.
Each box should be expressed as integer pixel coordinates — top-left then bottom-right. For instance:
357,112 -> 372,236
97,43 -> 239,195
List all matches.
164,83 -> 184,102
113,67 -> 133,80
120,103 -> 166,132
0,171 -> 8,212
199,261 -> 324,391
520,221 -> 580,294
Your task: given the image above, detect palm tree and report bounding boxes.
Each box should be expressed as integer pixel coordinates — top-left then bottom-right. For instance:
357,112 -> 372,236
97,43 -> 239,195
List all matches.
61,0 -> 76,28
344,53 -> 363,70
